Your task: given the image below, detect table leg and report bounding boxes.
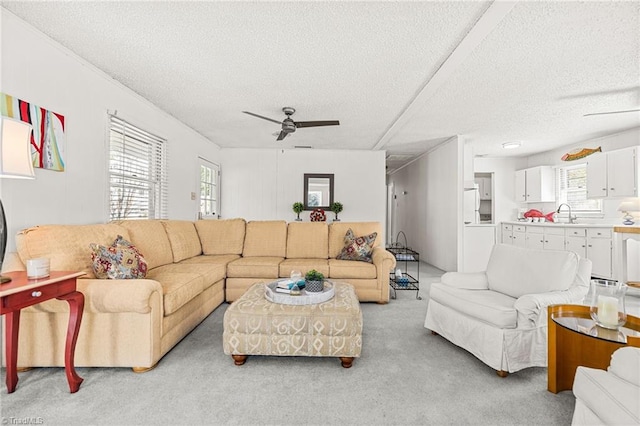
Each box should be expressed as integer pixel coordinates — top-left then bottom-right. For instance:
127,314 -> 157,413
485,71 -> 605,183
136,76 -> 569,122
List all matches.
57,291 -> 84,393
4,310 -> 20,393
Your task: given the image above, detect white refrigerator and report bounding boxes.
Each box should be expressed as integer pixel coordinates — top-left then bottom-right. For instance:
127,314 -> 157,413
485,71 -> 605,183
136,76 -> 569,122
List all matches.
463,184 -> 480,224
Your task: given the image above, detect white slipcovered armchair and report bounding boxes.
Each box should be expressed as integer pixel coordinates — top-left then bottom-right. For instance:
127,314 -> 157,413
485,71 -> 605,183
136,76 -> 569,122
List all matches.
572,347 -> 640,425
424,244 -> 592,376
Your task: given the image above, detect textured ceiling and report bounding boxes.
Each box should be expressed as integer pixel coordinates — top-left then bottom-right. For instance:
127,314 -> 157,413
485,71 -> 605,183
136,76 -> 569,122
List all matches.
3,1 -> 639,173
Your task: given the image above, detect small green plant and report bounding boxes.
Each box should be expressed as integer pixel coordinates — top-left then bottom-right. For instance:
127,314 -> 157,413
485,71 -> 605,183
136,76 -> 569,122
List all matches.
292,202 -> 304,221
330,201 -> 343,221
305,269 -> 325,282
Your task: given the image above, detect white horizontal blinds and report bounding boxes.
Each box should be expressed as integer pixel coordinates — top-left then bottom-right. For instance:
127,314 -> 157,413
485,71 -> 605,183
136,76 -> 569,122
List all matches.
558,164 -> 601,212
108,116 -> 168,220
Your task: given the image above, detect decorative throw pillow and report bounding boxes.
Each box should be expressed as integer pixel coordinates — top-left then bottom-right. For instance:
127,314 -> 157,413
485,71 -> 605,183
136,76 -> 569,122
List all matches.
310,208 -> 327,222
89,235 -> 148,279
336,228 -> 377,263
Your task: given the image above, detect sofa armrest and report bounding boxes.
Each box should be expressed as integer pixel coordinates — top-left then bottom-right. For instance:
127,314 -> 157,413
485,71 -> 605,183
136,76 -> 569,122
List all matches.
514,285 -> 589,327
77,279 -> 163,314
440,272 -> 489,290
371,246 -> 396,271
609,347 -> 640,387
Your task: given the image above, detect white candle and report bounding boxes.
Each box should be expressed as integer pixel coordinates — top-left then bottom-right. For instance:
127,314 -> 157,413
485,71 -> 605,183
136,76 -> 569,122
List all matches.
597,295 -> 619,327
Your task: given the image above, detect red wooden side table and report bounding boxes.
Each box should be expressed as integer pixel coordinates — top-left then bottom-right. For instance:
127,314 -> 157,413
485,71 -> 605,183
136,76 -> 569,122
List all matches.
0,271 -> 85,393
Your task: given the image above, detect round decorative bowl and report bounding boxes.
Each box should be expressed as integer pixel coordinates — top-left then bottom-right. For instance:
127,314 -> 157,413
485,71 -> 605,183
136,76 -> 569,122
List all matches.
305,279 -> 324,292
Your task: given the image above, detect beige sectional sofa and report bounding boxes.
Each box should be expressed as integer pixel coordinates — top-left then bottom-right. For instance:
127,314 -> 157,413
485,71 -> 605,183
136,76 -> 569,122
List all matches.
3,219 -> 395,371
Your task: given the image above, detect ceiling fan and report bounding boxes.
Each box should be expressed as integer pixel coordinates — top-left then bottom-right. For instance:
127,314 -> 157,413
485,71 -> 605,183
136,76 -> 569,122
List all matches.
242,107 -> 339,141
583,108 -> 640,117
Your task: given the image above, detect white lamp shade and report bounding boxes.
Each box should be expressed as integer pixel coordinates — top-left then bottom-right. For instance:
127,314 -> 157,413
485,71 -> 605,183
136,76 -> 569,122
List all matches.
618,198 -> 640,213
0,116 -> 35,179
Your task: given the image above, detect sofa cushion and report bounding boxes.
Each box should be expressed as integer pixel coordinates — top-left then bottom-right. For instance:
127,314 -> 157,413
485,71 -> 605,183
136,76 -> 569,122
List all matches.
486,244 -> 579,299
16,224 -> 131,279
162,220 -> 202,262
336,228 -> 377,263
154,263 -> 226,289
227,257 -> 283,278
429,282 -> 517,329
329,259 -> 377,279
90,235 -> 148,279
180,254 -> 240,268
279,259 -> 329,278
286,222 -> 328,259
195,218 -> 246,255
146,266 -> 205,315
242,221 -> 287,257
329,222 -> 382,259
113,220 -> 173,270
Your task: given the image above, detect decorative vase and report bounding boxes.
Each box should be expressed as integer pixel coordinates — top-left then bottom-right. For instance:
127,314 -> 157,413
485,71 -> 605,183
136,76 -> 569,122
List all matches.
295,213 -> 302,222
589,279 -> 627,329
305,279 -> 324,292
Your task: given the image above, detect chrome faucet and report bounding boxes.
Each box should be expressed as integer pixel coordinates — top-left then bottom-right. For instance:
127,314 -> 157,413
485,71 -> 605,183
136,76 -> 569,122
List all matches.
556,203 -> 577,224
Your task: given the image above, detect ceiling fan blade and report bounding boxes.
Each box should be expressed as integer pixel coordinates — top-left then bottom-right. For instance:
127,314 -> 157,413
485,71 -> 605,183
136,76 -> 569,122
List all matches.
294,120 -> 340,128
242,111 -> 283,125
276,130 -> 289,141
583,109 -> 640,117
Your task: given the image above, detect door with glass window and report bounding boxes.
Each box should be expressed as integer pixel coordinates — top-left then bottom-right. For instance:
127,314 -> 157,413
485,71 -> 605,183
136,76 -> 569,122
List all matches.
199,158 -> 220,219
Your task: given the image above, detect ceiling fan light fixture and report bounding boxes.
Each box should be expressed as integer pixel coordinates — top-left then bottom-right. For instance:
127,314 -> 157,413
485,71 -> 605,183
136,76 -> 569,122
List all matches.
243,107 -> 340,141
502,141 -> 521,149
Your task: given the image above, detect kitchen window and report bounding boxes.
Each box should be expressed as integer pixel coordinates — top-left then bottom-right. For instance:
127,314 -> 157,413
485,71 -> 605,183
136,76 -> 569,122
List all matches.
108,115 -> 168,220
557,163 -> 602,213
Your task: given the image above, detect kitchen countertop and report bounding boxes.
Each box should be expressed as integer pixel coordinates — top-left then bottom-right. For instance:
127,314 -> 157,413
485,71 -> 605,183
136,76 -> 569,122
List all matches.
503,221 -> 618,228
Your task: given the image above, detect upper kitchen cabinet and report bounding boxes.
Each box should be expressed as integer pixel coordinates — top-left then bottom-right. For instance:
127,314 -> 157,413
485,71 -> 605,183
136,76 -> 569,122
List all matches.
586,146 -> 638,199
515,166 -> 555,203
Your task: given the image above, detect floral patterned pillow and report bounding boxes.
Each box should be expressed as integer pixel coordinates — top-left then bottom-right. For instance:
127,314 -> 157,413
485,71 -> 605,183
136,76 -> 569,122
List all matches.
336,228 -> 377,263
90,235 -> 148,279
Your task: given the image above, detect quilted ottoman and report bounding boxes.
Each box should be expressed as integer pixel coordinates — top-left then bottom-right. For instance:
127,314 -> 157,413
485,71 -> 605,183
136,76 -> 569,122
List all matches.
223,281 -> 362,368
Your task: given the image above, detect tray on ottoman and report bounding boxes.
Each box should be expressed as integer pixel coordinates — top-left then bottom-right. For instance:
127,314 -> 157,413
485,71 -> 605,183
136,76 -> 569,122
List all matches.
223,281 -> 362,368
264,280 -> 335,305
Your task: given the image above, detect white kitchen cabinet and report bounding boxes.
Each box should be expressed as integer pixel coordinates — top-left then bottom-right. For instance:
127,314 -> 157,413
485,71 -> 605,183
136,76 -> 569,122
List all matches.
515,166 -> 555,203
587,146 -> 638,199
587,228 -> 613,278
525,226 -> 544,249
545,234 -> 566,251
565,235 -> 587,259
501,224 -> 513,244
476,177 -> 492,200
501,223 -> 614,279
512,225 -> 526,247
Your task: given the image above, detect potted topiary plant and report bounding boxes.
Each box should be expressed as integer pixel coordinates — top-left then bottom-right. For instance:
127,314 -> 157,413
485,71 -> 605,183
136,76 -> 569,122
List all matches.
330,201 -> 343,221
305,269 -> 325,292
292,202 -> 304,221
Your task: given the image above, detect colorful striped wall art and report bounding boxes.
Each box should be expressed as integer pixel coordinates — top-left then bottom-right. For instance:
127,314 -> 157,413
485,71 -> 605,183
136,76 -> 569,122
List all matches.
1,93 -> 66,172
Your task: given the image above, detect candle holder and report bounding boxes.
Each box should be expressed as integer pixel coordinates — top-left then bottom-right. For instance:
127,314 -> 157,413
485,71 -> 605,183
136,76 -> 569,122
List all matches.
589,279 -> 627,330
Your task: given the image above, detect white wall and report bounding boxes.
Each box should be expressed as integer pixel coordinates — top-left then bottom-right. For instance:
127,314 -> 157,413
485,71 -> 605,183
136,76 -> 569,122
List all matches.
387,137 -> 461,272
221,148 -> 387,242
0,11 -> 221,251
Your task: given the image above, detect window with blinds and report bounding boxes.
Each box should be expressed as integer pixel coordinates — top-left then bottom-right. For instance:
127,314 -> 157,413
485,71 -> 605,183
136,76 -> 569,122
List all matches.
108,116 -> 168,220
557,163 -> 602,212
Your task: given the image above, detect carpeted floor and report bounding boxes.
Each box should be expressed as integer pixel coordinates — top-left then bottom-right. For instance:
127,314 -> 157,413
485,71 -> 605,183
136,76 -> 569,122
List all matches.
0,263 -> 575,425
